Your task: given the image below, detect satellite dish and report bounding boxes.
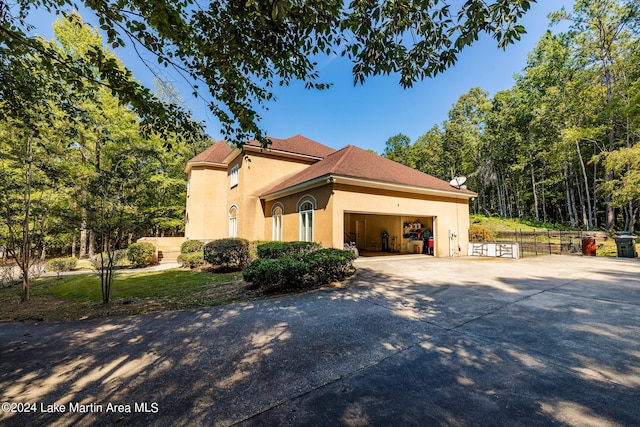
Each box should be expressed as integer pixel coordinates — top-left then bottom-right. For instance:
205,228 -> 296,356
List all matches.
449,176 -> 467,188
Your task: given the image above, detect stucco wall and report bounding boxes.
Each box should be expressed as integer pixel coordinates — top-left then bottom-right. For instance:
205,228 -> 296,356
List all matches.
231,152 -> 316,242
263,185 -> 333,244
187,150 -> 316,241
185,166 -> 228,240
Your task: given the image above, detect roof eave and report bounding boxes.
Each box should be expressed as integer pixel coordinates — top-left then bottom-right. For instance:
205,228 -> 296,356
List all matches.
261,175 -> 332,201
261,174 -> 477,201
184,161 -> 227,174
333,176 -> 477,199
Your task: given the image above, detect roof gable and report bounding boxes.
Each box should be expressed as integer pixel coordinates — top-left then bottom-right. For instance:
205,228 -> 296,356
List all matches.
187,141 -> 232,164
245,135 -> 336,159
262,145 -> 475,197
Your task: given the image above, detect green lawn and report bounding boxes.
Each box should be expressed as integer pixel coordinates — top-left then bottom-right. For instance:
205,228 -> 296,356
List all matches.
470,214 -> 553,232
32,270 -> 237,301
0,268 -> 254,322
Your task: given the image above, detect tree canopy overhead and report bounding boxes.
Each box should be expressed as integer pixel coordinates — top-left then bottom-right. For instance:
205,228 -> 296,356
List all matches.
1,0 -> 536,145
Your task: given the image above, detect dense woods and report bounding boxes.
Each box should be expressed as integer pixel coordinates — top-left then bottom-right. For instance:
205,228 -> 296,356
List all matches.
0,14 -> 208,300
384,1 -> 640,233
0,13 -> 207,255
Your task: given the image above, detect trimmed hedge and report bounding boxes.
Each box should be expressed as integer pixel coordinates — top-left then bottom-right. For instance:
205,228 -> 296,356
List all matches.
181,240 -> 204,254
243,256 -> 309,290
256,241 -> 321,259
177,252 -> 205,269
243,248 -> 355,292
46,257 -> 78,278
204,238 -> 250,271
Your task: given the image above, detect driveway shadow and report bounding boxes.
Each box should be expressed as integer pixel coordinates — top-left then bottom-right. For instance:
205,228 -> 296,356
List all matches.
1,256 -> 639,426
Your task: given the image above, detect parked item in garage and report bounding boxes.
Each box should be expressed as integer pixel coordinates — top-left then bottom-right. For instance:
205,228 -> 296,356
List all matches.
381,231 -> 390,252
421,229 -> 433,255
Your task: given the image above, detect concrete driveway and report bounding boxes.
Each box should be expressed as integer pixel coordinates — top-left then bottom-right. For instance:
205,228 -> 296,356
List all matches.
1,255 -> 639,426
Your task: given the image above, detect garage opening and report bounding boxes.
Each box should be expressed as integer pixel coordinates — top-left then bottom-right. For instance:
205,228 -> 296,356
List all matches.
344,212 -> 435,256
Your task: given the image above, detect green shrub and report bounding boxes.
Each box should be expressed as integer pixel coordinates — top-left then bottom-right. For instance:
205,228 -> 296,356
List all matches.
204,238 -> 250,271
303,248 -> 356,284
256,241 -> 320,259
243,248 -> 355,292
91,249 -> 129,270
126,242 -> 156,268
177,251 -> 205,269
181,240 -> 204,254
243,256 -> 310,292
46,257 -> 78,279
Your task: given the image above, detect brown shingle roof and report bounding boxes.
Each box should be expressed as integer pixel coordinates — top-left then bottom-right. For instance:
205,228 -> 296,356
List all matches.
262,145 -> 476,197
245,134 -> 336,159
188,141 -> 232,164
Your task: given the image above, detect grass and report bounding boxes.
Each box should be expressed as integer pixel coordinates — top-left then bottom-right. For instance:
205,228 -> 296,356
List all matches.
0,268 -> 260,322
470,214 -> 556,232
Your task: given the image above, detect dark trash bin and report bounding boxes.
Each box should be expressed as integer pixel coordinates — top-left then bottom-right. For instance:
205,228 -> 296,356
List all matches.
581,237 -> 596,256
613,233 -> 638,258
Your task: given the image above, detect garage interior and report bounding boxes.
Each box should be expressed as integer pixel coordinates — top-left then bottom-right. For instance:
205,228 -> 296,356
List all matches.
344,212 -> 435,256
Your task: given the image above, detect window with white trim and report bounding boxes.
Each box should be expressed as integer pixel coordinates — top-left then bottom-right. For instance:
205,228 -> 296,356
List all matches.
299,201 -> 313,242
230,164 -> 239,188
272,206 -> 283,241
229,205 -> 238,237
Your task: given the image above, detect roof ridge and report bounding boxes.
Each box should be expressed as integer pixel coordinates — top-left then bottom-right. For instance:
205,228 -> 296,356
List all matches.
331,145 -> 354,172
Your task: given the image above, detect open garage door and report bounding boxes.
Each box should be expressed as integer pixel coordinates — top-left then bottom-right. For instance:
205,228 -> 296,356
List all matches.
344,212 -> 435,256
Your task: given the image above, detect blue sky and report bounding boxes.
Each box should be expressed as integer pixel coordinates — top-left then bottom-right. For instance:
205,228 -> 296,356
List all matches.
28,1 -> 574,153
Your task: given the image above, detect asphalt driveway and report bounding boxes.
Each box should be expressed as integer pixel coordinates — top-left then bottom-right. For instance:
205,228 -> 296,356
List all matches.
1,255 -> 639,426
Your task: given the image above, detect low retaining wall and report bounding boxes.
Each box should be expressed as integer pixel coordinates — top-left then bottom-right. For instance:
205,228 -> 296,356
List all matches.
137,237 -> 186,264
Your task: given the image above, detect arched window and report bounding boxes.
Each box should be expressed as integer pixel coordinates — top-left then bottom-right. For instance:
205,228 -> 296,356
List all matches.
299,200 -> 314,242
272,205 -> 283,241
228,205 -> 238,238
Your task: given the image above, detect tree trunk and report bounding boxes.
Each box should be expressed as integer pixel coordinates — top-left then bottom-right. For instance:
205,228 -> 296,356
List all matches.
593,141 -> 598,229
570,185 -> 579,229
79,132 -> 88,258
89,231 -> 95,258
565,165 -> 576,228
530,153 -> 539,222
602,31 -> 616,232
80,195 -> 88,257
575,140 -> 593,229
505,177 -> 513,218
21,136 -> 33,302
541,168 -> 547,224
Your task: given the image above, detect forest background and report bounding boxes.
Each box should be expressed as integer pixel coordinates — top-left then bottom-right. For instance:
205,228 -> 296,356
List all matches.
381,1 -> 640,234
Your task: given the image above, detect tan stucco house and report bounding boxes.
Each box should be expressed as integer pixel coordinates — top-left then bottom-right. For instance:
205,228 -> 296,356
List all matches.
184,135 -> 475,257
